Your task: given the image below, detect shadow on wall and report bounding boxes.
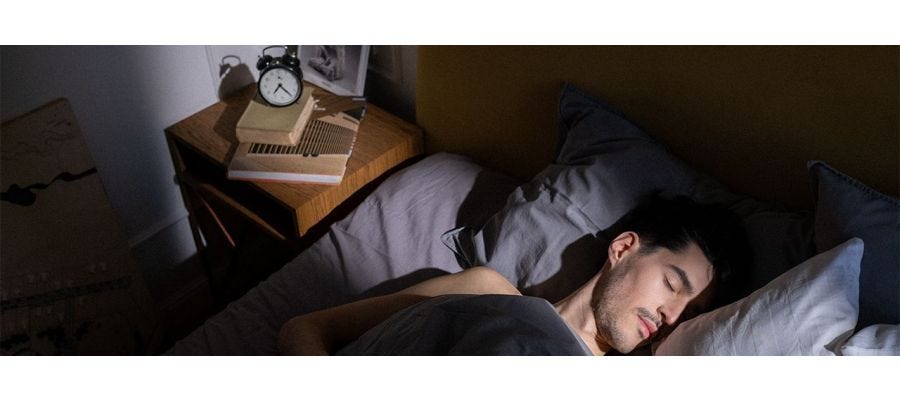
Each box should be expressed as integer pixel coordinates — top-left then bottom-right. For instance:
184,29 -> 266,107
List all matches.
216,55 -> 255,100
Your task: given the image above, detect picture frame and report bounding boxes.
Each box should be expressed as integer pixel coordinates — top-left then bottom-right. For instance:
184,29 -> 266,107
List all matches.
298,45 -> 370,97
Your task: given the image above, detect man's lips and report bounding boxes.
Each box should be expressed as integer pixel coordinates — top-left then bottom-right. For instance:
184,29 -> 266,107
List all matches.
639,315 -> 658,339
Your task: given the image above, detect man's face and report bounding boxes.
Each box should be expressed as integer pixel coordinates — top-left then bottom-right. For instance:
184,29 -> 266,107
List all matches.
591,237 -> 714,353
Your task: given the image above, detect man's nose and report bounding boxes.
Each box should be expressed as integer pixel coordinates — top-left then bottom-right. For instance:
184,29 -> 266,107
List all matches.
660,300 -> 688,326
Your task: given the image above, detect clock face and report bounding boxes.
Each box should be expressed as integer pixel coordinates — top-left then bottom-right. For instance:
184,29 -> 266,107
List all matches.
259,67 -> 301,107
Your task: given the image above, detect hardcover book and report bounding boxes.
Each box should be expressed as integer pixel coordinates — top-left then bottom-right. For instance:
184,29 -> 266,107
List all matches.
234,87 -> 315,146
227,95 -> 366,185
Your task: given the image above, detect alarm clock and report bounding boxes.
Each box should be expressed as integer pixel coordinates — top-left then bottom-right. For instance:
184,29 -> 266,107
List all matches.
256,45 -> 304,107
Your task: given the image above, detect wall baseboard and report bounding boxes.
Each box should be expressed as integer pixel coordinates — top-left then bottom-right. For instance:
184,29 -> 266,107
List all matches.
128,210 -> 188,248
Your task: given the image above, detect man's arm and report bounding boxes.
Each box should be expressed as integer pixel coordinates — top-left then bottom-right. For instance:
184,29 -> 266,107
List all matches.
277,267 -> 519,355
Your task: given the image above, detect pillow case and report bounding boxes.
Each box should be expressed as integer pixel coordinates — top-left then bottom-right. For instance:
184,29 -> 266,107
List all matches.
443,83 -> 814,303
838,324 -> 900,356
337,152 -> 519,277
655,238 -> 862,356
809,160 -> 899,328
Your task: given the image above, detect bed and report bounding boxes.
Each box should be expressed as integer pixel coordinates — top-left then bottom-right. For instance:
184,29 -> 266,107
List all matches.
167,46 -> 899,356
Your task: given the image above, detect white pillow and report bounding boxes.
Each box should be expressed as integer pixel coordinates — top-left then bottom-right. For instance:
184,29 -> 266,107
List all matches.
838,324 -> 900,356
655,238 -> 862,356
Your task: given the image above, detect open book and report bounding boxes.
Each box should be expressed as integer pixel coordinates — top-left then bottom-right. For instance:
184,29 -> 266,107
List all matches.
227,95 -> 366,184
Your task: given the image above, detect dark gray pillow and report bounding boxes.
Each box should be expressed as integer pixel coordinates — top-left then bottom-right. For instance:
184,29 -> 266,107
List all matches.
809,160 -> 899,328
443,83 -> 815,303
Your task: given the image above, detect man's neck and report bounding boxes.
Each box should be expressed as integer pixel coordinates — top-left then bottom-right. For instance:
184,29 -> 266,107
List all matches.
554,274 -> 611,356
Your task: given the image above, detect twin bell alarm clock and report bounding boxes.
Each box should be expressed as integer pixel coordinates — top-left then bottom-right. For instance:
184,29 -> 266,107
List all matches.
256,45 -> 303,107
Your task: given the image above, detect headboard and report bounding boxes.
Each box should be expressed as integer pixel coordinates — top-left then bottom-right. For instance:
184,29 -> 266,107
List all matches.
416,46 -> 898,211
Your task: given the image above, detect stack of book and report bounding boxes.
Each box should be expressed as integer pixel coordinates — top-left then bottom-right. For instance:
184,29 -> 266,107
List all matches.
227,88 -> 366,184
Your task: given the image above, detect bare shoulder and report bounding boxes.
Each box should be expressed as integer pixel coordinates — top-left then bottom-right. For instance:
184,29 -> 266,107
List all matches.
397,266 -> 521,297
459,266 -> 521,296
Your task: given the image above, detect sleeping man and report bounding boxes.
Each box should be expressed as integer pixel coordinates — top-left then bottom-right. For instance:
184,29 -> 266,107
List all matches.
278,195 -> 751,356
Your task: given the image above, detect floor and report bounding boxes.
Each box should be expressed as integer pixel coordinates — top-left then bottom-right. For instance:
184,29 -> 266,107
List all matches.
141,253 -> 215,354
138,216 -> 298,354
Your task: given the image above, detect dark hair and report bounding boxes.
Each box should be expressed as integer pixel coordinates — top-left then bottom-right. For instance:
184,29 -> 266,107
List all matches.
608,194 -> 752,307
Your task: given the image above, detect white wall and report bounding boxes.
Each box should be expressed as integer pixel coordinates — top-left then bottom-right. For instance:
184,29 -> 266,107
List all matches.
1,45 -> 416,275
1,46 -> 222,268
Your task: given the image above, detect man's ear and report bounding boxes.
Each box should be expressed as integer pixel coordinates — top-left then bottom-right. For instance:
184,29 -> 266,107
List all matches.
608,231 -> 639,269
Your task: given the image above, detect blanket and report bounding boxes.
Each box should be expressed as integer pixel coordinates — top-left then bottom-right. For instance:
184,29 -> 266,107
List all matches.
336,294 -> 591,356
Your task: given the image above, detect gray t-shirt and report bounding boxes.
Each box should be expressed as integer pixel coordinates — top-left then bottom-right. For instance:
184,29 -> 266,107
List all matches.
336,294 -> 592,356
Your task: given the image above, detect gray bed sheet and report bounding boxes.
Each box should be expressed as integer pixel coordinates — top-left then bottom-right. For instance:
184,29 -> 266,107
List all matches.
166,153 -> 520,355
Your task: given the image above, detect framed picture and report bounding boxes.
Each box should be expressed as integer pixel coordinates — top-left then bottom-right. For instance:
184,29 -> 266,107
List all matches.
298,45 -> 370,97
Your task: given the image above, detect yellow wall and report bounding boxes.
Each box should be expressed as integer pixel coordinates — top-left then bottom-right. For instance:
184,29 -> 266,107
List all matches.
417,46 -> 899,210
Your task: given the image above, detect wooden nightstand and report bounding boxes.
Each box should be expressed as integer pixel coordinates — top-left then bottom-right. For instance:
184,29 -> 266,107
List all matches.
164,84 -> 423,300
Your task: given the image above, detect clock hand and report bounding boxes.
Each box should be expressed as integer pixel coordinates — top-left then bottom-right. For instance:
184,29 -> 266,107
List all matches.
275,84 -> 293,97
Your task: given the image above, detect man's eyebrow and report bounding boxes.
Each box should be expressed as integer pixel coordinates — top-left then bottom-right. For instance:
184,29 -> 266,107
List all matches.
668,264 -> 694,295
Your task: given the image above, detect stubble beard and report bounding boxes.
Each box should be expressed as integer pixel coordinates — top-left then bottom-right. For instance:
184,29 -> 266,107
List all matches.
591,257 -> 637,353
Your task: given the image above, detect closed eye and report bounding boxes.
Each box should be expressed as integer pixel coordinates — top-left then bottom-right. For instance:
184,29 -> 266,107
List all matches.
664,277 -> 675,292
667,264 -> 695,296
